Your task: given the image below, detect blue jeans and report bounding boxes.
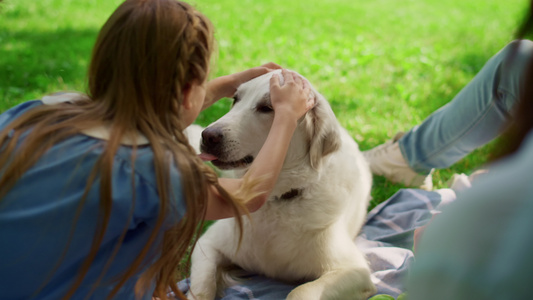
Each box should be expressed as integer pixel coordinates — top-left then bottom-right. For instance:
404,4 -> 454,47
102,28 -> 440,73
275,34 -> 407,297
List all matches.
399,40 -> 533,173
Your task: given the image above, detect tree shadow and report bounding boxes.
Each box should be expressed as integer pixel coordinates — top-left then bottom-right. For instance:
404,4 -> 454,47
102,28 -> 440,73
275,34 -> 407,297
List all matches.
0,28 -> 98,105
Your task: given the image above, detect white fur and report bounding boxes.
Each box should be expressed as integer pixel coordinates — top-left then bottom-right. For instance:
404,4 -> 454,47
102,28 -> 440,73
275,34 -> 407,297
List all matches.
187,70 -> 376,300
185,124 -> 205,154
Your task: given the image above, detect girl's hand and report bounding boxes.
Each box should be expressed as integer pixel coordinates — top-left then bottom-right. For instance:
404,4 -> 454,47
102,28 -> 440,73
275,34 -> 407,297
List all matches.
270,69 -> 315,121
203,62 -> 282,110
229,62 -> 282,92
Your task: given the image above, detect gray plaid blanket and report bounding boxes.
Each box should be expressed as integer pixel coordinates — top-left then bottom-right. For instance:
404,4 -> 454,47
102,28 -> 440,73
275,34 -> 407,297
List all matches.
178,188 -> 456,299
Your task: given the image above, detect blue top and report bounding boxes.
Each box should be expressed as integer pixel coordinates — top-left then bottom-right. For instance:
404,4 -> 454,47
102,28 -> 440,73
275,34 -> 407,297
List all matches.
0,100 -> 186,299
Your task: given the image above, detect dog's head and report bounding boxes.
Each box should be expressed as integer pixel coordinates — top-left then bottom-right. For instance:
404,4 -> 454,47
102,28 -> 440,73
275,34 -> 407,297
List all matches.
200,70 -> 341,172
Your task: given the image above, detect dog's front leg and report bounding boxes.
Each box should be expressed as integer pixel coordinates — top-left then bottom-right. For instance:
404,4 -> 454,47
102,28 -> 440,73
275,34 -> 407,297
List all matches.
187,239 -> 227,300
286,268 -> 376,300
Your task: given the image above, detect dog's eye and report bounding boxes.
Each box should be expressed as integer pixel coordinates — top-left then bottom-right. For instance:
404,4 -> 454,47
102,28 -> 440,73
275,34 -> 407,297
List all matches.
256,104 -> 273,113
232,96 -> 240,107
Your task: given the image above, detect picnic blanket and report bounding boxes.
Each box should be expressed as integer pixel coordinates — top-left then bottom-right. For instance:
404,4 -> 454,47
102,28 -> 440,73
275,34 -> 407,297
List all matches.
177,188 -> 457,299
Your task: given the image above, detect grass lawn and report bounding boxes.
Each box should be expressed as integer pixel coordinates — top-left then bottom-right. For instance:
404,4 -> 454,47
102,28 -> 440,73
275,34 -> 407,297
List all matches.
0,0 -> 529,207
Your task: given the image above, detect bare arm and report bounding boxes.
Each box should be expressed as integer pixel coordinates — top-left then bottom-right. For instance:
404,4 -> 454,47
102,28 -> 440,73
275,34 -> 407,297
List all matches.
204,70 -> 315,220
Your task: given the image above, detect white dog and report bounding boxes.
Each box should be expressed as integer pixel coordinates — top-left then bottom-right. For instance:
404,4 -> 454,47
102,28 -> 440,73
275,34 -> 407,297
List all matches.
187,70 -> 376,300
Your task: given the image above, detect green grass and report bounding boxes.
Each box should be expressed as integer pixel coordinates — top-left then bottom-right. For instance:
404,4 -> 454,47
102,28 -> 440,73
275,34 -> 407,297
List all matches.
0,0 -> 529,207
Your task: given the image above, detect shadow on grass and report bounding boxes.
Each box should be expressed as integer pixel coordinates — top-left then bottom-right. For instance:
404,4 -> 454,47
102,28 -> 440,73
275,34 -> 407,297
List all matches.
0,28 -> 97,108
0,26 -> 248,125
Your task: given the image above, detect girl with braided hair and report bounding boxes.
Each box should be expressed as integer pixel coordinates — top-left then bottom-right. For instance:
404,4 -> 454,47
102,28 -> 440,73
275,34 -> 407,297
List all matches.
0,1 -> 314,299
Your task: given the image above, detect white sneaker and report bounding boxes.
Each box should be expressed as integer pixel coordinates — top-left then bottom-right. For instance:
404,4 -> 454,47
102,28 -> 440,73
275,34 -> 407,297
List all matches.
447,169 -> 489,193
446,173 -> 471,193
363,132 -> 433,190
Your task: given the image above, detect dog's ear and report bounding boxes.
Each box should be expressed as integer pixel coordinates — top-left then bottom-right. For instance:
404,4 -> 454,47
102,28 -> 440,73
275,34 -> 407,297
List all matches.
305,92 -> 341,170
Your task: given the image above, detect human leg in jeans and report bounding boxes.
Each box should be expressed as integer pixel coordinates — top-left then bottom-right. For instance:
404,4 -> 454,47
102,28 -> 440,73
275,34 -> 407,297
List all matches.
364,40 -> 533,189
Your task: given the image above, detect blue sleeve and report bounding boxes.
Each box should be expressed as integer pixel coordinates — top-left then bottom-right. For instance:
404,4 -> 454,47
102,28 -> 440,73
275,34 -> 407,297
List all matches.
0,100 -> 42,128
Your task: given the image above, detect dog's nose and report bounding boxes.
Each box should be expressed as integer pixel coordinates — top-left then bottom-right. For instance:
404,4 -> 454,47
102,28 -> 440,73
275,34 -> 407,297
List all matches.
201,126 -> 224,149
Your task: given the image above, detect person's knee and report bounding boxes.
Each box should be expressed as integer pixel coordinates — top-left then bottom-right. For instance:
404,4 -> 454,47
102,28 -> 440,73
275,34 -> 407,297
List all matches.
502,39 -> 533,65
495,40 -> 533,113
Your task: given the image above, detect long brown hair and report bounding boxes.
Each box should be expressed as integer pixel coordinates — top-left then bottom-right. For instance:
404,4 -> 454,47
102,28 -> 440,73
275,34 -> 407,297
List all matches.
0,1 -> 247,299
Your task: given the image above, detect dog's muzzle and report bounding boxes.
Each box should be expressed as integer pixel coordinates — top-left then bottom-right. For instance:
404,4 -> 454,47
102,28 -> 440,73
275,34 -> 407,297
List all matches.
200,126 -> 254,170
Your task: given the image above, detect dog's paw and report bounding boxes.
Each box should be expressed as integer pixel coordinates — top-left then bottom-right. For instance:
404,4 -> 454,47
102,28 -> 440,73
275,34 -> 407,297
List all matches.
352,276 -> 377,300
286,286 -> 318,300
186,292 -> 212,300
287,268 -> 377,300
186,289 -> 217,300
358,282 -> 378,299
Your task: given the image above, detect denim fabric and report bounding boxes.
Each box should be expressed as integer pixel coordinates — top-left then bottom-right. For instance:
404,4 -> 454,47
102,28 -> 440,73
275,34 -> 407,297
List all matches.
399,40 -> 533,173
